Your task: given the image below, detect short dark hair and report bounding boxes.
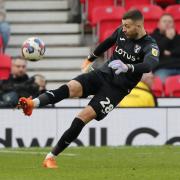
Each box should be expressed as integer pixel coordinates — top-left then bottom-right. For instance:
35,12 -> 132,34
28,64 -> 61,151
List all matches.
122,9 -> 144,21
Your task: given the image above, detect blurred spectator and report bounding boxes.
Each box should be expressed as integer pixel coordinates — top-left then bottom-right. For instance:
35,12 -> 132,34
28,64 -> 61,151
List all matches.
0,58 -> 39,107
119,72 -> 157,107
0,0 -> 10,52
68,0 -> 81,23
33,74 -> 47,95
151,13 -> 180,81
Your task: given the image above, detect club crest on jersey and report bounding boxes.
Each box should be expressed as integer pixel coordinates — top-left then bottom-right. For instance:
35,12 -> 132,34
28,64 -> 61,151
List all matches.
120,37 -> 125,41
152,48 -> 158,56
134,44 -> 141,53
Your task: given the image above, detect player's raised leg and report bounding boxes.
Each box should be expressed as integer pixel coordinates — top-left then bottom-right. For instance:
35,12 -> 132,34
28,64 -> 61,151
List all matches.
18,80 -> 83,116
43,105 -> 96,168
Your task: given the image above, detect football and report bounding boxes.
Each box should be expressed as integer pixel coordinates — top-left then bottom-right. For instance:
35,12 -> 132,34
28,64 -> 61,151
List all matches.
21,37 -> 45,61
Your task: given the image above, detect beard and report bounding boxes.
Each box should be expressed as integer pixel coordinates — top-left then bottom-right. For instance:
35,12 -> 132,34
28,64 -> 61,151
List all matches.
125,31 -> 138,39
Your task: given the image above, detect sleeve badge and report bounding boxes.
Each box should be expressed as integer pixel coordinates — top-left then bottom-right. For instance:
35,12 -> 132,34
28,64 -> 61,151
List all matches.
152,48 -> 158,56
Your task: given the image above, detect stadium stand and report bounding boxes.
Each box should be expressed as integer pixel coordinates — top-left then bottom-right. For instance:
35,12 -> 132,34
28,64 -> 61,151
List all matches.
4,0 -> 180,97
90,6 -> 125,27
95,6 -> 125,42
5,0 -> 90,90
164,75 -> 180,97
81,0 -> 115,24
165,4 -> 180,34
87,3 -> 165,41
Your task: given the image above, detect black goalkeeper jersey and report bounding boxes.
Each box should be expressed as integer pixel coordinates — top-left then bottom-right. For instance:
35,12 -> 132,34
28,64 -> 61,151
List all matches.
93,27 -> 159,91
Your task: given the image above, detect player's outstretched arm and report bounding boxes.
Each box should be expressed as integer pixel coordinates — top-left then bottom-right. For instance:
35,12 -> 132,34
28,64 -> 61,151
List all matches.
81,28 -> 118,73
81,53 -> 97,73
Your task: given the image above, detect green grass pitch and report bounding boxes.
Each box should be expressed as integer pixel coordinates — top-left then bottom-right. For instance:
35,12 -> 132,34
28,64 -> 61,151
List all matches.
0,146 -> 180,180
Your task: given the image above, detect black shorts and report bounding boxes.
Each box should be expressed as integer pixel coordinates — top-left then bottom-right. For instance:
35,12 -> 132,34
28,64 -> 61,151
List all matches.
73,70 -> 129,121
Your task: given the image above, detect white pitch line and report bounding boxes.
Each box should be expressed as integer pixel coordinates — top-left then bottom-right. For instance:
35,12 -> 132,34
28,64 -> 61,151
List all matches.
0,150 -> 77,156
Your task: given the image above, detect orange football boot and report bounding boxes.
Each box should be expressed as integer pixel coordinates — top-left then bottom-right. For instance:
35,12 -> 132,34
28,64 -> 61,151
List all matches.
43,157 -> 58,169
18,97 -> 34,116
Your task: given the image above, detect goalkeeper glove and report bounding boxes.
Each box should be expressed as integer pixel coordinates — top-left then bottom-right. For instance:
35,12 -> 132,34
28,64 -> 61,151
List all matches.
81,53 -> 98,73
108,60 -> 134,75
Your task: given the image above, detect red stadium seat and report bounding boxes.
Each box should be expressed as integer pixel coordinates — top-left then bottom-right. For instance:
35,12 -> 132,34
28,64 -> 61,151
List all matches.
85,0 -> 115,24
96,7 -> 125,42
130,5 -> 164,33
98,18 -> 121,42
91,6 -> 125,27
100,29 -> 114,43
151,76 -> 164,97
0,54 -> 11,80
164,75 -> 180,97
123,0 -> 152,10
165,5 -> 180,34
102,30 -> 116,58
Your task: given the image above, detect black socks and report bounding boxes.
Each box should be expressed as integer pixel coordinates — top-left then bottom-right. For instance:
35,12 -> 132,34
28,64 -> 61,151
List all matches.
52,118 -> 85,156
38,84 -> 69,106
38,85 -> 85,156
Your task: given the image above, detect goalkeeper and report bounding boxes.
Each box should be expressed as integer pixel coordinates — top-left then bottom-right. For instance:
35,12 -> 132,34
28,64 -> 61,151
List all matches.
18,9 -> 159,168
